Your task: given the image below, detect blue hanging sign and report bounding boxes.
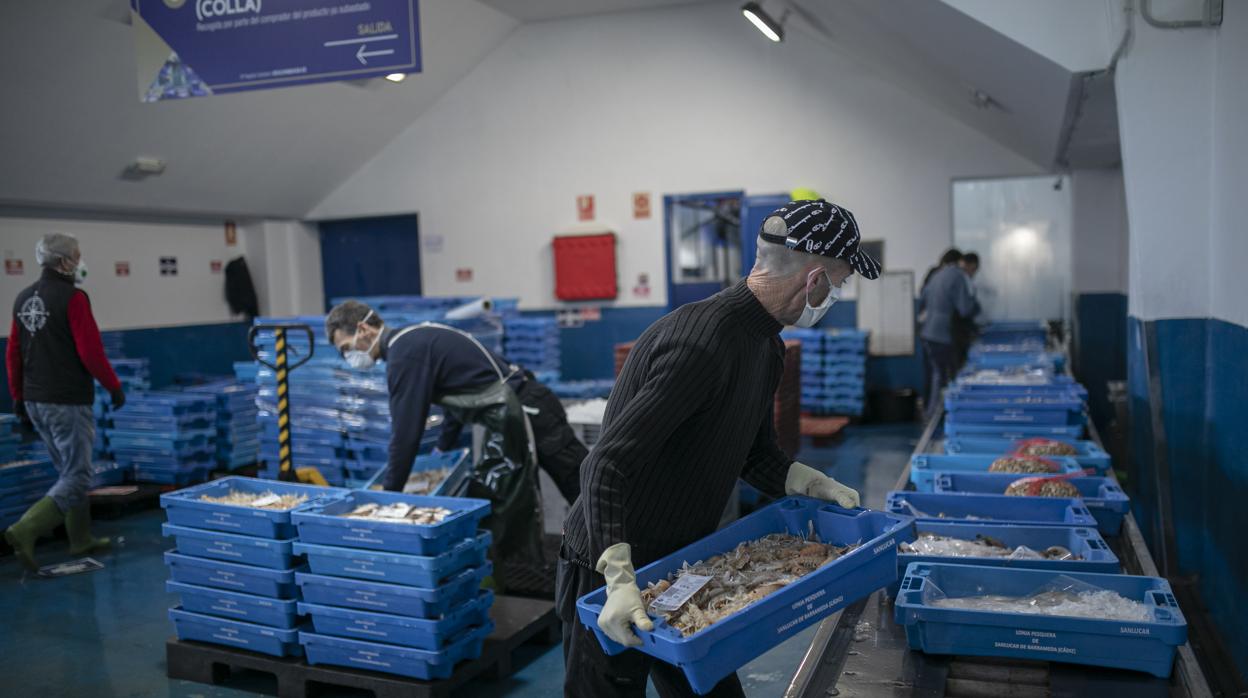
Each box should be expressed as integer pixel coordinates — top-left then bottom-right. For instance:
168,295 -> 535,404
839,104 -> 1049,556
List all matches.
131,0 -> 420,101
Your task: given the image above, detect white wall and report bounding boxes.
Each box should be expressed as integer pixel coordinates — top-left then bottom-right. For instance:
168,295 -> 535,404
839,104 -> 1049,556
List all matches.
1,214 -> 245,335
244,219 -> 325,318
1071,168 -> 1128,294
940,0 -> 1118,72
310,3 -> 1039,309
1115,0 -> 1245,324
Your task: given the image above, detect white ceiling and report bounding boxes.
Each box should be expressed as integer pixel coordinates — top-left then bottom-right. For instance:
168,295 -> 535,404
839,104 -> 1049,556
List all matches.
479,0 -> 703,22
0,0 -> 517,218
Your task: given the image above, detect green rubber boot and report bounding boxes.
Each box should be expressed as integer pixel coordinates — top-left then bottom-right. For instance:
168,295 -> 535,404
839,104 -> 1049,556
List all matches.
3,497 -> 64,572
66,505 -> 110,557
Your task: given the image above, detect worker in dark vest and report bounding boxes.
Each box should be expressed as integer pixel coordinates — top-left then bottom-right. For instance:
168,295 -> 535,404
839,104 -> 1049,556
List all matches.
558,199 -> 876,698
5,233 -> 124,572
325,302 -> 587,589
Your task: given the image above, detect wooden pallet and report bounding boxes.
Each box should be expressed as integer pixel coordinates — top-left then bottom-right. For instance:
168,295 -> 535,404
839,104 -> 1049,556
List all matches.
167,595 -> 560,698
799,415 -> 851,447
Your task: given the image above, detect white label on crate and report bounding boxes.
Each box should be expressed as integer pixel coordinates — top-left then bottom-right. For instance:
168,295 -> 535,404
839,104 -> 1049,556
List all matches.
250,494 -> 282,508
649,574 -> 713,613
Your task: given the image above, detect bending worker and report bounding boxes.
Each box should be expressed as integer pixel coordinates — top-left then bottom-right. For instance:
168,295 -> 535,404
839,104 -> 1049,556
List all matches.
324,302 -> 587,584
5,233 -> 122,572
558,199 -> 879,698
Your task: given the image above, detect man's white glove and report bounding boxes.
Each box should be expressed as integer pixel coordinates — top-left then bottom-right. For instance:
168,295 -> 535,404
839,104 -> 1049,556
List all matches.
595,542 -> 654,647
785,462 -> 860,509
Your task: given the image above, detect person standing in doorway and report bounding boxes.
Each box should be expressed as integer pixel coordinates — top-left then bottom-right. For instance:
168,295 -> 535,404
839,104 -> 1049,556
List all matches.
5,233 -> 122,572
953,252 -> 981,369
919,251 -> 979,421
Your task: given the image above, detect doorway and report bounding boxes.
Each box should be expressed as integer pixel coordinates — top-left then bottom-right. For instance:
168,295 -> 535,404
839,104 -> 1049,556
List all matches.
318,214 -> 421,308
663,192 -> 743,310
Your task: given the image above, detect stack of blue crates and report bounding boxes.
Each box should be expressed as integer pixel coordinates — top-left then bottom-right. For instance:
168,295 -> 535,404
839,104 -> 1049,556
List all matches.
0,416 -> 56,530
162,477 -> 344,657
782,327 -> 869,416
503,315 -> 560,377
92,358 -> 151,460
186,380 -> 261,471
291,490 -> 495,680
109,391 -> 217,485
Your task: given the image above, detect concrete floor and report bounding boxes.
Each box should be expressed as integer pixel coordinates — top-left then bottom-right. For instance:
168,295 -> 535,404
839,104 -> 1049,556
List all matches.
0,423 -> 919,698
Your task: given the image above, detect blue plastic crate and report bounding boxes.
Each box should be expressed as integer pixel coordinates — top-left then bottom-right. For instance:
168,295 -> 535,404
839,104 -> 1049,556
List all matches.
0,481 -> 55,509
170,606 -> 303,657
162,523 -> 299,569
110,413 -> 214,432
297,589 -> 492,650
946,408 -> 1085,426
942,437 -> 1111,474
292,490 -> 489,556
0,458 -> 56,488
164,550 -> 300,598
90,460 -> 130,488
942,422 -> 1085,439
293,531 -> 491,587
118,394 -> 215,418
894,562 -> 1186,678
931,473 -> 1130,535
167,580 -> 300,629
161,477 -> 348,539
909,454 -> 1083,492
575,497 -> 913,695
108,429 -> 214,454
294,563 -> 491,619
886,491 -> 1096,527
889,522 -> 1119,596
299,621 -> 493,680
133,463 -> 212,486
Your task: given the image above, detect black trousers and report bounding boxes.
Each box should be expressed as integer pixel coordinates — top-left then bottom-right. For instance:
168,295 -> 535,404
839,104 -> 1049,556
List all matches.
517,379 -> 588,504
555,548 -> 746,698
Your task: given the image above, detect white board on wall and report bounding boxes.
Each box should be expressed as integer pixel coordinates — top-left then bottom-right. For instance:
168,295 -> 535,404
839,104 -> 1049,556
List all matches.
858,270 -> 915,356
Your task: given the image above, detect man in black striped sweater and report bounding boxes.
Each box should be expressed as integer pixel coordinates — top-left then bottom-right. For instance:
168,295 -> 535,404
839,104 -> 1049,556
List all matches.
558,200 -> 881,697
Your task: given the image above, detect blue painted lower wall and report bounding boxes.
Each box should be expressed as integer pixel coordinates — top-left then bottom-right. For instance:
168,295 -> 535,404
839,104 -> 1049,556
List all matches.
0,322 -> 253,413
1126,315 -> 1248,679
1073,293 -> 1128,434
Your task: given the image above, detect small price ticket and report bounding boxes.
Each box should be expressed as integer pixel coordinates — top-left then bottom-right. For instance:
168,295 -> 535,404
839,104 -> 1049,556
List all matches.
649,574 -> 713,613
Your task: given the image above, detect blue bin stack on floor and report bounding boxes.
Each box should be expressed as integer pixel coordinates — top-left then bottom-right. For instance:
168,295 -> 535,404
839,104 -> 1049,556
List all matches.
186,380 -> 262,472
0,416 -> 56,529
503,315 -> 560,378
162,477 -> 346,657
108,391 -> 217,485
290,490 -> 495,680
782,327 -> 869,416
92,357 -> 152,460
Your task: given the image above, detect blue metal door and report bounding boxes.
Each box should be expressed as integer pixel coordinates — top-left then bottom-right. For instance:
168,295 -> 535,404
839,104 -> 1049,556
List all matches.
319,214 -> 421,308
664,192 -> 744,311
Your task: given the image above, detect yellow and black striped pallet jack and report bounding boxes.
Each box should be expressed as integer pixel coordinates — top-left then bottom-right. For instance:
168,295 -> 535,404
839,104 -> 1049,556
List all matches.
247,324 -> 330,486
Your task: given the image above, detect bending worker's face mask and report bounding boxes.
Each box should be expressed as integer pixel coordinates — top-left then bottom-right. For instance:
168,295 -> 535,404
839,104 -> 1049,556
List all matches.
794,268 -> 841,328
342,311 -> 382,370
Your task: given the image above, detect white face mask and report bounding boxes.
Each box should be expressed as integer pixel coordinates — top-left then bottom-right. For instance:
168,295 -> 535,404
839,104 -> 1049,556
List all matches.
73,260 -> 87,285
344,311 -> 382,370
794,269 -> 841,328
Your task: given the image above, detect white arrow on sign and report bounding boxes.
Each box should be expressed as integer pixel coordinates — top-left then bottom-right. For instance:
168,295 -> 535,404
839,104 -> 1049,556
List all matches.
356,44 -> 395,65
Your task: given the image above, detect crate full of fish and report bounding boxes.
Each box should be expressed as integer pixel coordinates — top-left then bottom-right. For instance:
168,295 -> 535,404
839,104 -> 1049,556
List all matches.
943,436 -> 1111,474
291,490 -> 490,556
894,562 -> 1187,678
169,606 -> 303,657
161,477 -> 348,539
350,448 -> 472,496
300,621 -> 494,680
886,491 -> 1097,528
297,589 -> 493,651
293,531 -> 491,588
295,563 -> 492,619
931,472 -> 1130,535
576,497 -> 913,695
945,406 -> 1085,427
888,522 -> 1119,596
942,422 -> 1085,439
909,454 -> 1083,492
166,580 -> 300,629
164,550 -> 299,599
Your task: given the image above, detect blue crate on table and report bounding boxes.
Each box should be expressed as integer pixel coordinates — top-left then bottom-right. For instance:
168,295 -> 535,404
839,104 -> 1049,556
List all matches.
942,437 -> 1111,474
295,562 -> 491,619
894,562 -> 1186,678
942,422 -> 1085,439
162,523 -> 299,569
298,589 -> 493,650
888,522 -> 1119,596
931,472 -> 1129,535
164,550 -> 300,598
292,490 -> 489,556
167,580 -> 300,629
162,477 -> 349,539
0,458 -> 56,488
576,497 -> 912,695
299,621 -> 493,680
886,491 -> 1096,527
170,606 -> 304,657
909,454 -> 1084,492
294,531 -> 491,588
946,407 -> 1085,427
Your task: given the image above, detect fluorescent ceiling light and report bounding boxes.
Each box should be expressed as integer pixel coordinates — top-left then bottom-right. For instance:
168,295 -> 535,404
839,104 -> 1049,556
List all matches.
742,2 -> 784,42
384,73 -> 406,83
